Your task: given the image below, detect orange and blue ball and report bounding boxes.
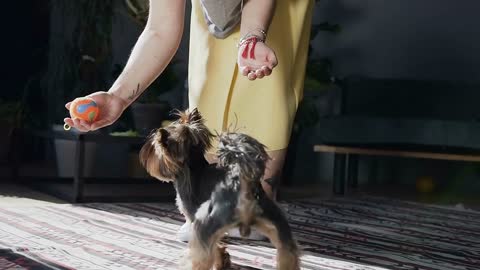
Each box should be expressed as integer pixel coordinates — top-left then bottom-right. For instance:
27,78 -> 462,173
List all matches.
64,97 -> 100,130
70,97 -> 100,122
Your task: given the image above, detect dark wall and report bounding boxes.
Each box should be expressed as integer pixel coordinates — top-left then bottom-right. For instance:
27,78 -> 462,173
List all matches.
3,1 -> 49,100
293,0 -> 480,191
312,0 -> 480,82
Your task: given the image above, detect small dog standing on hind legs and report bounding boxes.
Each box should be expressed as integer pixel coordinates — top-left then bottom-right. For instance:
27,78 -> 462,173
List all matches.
139,108 -> 300,270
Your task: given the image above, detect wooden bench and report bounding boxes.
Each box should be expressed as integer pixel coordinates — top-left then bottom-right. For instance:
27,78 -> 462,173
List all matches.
313,144 -> 480,195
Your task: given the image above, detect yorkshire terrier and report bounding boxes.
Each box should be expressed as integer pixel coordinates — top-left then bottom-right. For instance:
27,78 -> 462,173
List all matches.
139,108 -> 300,270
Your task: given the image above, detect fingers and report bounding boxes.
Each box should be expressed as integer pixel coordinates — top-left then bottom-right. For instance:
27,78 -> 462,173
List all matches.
64,118 -> 86,132
64,118 -> 95,132
239,61 -> 274,80
245,66 -> 273,81
64,118 -> 74,128
74,118 -> 91,132
247,71 -> 257,81
263,66 -> 272,76
65,102 -> 71,110
240,65 -> 257,80
64,118 -> 110,132
255,69 -> 265,79
240,66 -> 250,76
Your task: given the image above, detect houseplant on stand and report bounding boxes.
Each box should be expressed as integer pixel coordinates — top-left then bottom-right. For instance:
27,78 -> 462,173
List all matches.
129,67 -> 179,136
42,1 -> 129,179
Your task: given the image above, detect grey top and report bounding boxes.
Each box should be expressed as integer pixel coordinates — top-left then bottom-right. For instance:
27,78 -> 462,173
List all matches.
200,0 -> 243,39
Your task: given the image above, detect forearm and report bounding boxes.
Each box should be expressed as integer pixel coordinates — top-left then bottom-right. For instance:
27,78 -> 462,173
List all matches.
108,29 -> 182,107
109,0 -> 185,108
240,0 -> 276,39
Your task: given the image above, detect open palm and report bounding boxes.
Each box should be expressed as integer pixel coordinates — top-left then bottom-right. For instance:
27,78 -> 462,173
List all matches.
64,92 -> 127,132
237,41 -> 278,80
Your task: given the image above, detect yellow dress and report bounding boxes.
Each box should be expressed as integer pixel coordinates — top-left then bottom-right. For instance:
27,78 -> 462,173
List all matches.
188,0 -> 314,152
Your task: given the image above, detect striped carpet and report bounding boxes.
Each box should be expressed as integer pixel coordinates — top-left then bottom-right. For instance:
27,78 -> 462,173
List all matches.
0,196 -> 478,270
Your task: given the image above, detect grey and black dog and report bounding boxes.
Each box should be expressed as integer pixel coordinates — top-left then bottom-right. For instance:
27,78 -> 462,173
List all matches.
139,108 -> 300,270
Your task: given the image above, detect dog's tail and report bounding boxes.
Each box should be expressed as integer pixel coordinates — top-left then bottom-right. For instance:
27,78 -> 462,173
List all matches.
217,132 -> 270,237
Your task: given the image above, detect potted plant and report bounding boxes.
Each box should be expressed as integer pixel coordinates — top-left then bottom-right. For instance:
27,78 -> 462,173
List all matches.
41,1 -> 130,178
129,66 -> 179,136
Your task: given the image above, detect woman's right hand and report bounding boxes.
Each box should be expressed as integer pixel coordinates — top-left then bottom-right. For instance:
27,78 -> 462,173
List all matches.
64,91 -> 128,132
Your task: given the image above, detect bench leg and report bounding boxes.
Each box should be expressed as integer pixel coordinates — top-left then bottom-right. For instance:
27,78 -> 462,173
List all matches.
347,154 -> 359,189
333,153 -> 346,195
368,158 -> 379,185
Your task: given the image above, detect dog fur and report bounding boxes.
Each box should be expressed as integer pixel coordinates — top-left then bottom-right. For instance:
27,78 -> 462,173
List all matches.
139,108 -> 300,270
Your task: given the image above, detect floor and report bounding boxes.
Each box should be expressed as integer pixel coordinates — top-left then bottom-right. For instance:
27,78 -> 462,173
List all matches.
2,180 -> 479,210
1,185 -> 478,270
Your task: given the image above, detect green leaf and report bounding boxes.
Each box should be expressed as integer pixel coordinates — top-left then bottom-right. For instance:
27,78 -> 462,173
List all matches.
110,129 -> 139,137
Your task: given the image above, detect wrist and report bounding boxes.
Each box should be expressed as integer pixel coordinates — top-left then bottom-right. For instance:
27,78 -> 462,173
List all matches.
239,28 -> 266,43
238,28 -> 266,49
108,84 -> 137,110
249,28 -> 267,40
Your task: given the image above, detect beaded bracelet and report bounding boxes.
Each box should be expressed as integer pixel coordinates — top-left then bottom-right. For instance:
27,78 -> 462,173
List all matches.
237,28 -> 267,60
237,28 -> 267,47
238,36 -> 263,59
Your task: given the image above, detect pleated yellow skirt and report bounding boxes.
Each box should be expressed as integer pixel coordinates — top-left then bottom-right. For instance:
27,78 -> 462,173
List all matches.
188,0 -> 314,152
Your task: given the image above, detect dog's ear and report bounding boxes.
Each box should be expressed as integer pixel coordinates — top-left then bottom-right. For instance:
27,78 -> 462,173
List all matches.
158,128 -> 169,147
187,108 -> 202,123
139,131 -> 168,181
139,132 -> 177,182
177,108 -> 203,124
139,135 -> 159,177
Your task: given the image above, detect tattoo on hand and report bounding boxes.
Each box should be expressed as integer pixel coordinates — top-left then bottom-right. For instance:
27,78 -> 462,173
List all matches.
128,84 -> 141,100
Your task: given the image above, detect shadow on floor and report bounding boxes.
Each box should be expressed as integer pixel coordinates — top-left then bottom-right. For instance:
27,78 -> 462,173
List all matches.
0,182 -> 67,206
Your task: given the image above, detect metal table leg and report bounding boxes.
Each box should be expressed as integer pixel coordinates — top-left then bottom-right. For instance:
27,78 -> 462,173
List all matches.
347,154 -> 359,189
73,134 -> 85,203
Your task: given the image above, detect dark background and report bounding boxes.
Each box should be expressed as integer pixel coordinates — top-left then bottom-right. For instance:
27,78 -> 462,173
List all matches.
2,0 -> 480,201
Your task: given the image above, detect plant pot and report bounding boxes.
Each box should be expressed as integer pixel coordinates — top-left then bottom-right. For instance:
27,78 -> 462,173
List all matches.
131,102 -> 171,136
52,125 -> 129,178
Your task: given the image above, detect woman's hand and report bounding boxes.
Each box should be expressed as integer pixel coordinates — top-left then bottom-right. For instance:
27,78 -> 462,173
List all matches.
64,91 -> 128,132
237,40 -> 278,81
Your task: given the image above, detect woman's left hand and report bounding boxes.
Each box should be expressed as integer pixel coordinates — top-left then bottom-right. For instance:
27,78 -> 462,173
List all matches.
237,41 -> 278,81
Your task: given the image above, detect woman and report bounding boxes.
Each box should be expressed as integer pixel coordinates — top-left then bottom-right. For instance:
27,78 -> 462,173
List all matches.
64,0 -> 314,241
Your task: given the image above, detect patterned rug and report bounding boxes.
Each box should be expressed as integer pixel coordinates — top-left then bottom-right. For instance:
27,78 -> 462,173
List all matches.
0,196 -> 478,270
